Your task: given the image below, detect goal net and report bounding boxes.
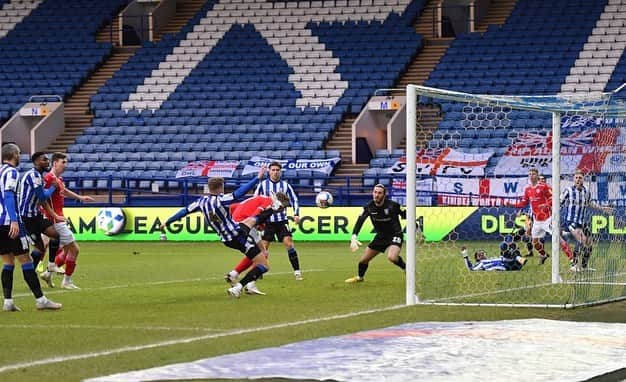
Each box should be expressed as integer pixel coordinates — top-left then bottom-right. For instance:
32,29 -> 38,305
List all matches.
404,84 -> 626,308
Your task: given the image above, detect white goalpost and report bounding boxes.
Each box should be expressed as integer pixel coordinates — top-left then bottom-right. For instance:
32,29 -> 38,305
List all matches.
405,84 -> 626,308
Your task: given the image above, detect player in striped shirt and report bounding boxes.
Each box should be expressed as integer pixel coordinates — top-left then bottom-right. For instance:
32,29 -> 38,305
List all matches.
17,152 -> 60,287
0,144 -> 61,311
461,240 -> 527,272
254,161 -> 302,280
560,169 -> 613,271
161,168 -> 284,298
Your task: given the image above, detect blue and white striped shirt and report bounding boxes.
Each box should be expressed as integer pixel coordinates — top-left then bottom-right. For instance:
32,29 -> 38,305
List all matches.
255,179 -> 299,222
18,168 -> 44,218
0,164 -> 19,226
560,185 -> 591,225
184,193 -> 240,242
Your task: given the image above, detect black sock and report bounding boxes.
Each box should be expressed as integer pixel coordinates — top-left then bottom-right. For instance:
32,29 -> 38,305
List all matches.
582,246 -> 592,267
255,208 -> 275,225
49,239 -> 60,263
358,262 -> 368,278
392,256 -> 406,270
1,265 -> 14,299
31,250 -> 43,269
22,263 -> 43,299
287,247 -> 300,271
526,242 -> 533,255
239,264 -> 268,286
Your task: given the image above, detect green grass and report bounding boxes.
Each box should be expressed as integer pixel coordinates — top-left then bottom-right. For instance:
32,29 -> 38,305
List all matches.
1,241 -> 625,382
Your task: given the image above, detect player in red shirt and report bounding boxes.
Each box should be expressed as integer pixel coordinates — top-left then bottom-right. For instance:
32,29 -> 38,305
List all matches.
225,192 -> 290,295
508,168 -> 565,265
40,153 -> 94,289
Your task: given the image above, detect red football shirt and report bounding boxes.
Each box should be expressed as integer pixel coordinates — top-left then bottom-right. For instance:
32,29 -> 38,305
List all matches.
230,195 -> 273,222
42,172 -> 66,222
516,182 -> 552,221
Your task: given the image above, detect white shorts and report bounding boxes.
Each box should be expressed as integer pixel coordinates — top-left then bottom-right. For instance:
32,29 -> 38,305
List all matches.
54,222 -> 76,246
531,219 -> 552,239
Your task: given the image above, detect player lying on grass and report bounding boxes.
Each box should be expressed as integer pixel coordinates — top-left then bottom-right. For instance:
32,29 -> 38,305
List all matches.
461,237 -> 527,272
224,192 -> 291,296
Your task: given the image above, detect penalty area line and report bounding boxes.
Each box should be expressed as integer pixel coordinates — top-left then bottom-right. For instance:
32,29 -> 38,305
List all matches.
0,303 -> 407,375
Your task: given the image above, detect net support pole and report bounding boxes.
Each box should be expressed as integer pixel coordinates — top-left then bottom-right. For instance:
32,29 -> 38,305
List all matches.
406,85 -> 417,305
551,111 -> 562,284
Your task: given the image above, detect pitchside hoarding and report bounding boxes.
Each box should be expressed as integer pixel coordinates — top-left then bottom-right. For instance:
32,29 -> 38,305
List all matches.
66,207 -> 626,241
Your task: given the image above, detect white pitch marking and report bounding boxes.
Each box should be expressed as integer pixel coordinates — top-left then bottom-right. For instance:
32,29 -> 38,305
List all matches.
13,269 -> 325,298
0,304 -> 407,374
0,323 -> 226,333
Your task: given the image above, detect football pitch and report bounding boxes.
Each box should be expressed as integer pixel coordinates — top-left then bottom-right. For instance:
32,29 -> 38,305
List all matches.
1,241 -> 625,382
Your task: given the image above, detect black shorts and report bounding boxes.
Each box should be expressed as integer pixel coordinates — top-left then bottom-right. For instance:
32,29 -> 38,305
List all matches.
224,231 -> 261,260
368,233 -> 403,253
0,226 -> 29,255
22,215 -> 54,248
261,221 -> 292,242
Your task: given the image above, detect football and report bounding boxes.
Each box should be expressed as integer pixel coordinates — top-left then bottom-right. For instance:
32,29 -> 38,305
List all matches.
96,207 -> 126,236
315,191 -> 334,209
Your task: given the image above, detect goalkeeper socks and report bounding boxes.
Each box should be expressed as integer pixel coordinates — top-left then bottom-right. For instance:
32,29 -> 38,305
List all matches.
1,265 -> 14,299
392,256 -> 406,270
240,264 -> 268,286
48,239 -> 60,263
358,262 -> 368,278
287,247 -> 300,271
234,257 -> 253,274
21,262 -> 43,299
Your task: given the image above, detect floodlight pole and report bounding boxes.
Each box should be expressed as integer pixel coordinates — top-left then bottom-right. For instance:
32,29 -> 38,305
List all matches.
551,112 -> 562,284
406,85 -> 417,305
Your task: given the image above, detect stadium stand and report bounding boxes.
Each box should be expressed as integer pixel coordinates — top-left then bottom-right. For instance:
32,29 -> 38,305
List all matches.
363,0 -> 617,183
62,0 -> 426,189
0,0 -> 129,122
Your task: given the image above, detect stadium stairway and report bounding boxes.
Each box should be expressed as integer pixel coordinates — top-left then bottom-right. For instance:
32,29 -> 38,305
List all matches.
473,0 -> 518,33
326,114 -> 369,189
152,0 -> 207,41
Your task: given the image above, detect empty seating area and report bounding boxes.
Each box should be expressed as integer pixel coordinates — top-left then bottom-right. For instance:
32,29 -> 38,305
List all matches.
0,0 -> 128,121
408,0 -> 612,176
65,0 -> 426,189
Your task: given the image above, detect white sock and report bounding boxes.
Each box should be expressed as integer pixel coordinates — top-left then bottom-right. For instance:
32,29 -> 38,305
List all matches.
4,298 -> 14,305
63,275 -> 71,283
47,262 -> 56,270
35,296 -> 47,304
229,270 -> 239,278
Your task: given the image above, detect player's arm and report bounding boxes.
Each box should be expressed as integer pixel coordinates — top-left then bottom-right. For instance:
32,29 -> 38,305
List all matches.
160,199 -> 201,231
40,200 -> 65,223
33,175 -> 56,202
4,189 -> 20,239
460,247 -> 475,271
350,207 -> 369,251
64,187 -> 94,203
229,167 -> 266,202
285,183 -> 300,223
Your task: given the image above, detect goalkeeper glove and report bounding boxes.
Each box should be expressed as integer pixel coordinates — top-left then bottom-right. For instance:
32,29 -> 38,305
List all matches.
350,234 -> 362,252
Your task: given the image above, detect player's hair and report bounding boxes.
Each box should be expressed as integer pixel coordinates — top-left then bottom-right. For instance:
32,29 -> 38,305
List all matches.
51,152 -> 67,163
208,177 -> 224,193
374,183 -> 386,195
474,250 -> 487,261
574,169 -> 585,177
31,151 -> 47,163
528,168 -> 539,175
1,143 -> 19,162
269,161 -> 282,170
